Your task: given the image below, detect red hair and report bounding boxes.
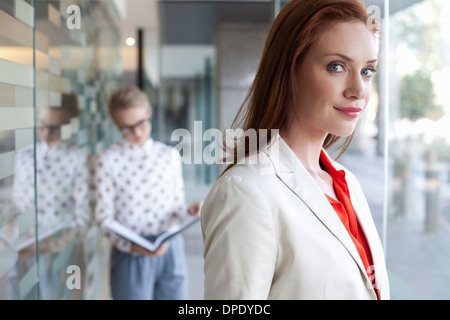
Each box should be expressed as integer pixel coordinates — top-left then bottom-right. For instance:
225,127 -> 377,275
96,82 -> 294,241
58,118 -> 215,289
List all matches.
222,0 -> 376,174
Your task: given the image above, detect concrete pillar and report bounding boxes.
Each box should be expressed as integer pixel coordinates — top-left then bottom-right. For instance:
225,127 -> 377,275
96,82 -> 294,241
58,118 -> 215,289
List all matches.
215,23 -> 269,131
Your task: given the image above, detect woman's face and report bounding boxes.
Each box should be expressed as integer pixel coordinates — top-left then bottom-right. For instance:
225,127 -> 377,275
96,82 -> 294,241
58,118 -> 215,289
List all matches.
292,21 -> 378,139
112,105 -> 152,147
38,108 -> 70,145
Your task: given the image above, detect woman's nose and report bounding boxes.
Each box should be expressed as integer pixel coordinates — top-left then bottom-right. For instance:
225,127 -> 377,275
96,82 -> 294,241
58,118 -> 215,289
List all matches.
344,73 -> 367,100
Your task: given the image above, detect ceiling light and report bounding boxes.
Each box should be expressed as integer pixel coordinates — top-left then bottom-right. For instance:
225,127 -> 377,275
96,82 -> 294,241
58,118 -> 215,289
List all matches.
125,37 -> 135,46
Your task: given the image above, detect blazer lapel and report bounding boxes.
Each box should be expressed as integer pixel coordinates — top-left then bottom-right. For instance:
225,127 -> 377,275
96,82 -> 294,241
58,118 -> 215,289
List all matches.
343,171 -> 389,298
265,137 -> 374,292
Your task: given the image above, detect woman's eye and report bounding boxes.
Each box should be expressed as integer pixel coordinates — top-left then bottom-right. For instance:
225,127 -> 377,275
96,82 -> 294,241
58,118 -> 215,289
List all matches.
328,63 -> 345,73
362,67 -> 377,77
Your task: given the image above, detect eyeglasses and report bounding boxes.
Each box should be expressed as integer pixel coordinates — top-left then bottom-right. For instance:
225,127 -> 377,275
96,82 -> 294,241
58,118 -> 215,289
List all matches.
38,125 -> 61,134
119,117 -> 151,136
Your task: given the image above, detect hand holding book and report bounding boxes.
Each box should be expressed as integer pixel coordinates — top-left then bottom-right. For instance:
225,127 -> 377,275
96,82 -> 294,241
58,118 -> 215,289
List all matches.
131,241 -> 170,258
188,200 -> 203,217
105,211 -> 201,255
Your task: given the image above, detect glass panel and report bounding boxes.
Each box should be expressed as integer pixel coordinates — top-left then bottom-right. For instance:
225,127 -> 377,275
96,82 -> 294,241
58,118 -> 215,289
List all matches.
0,0 -> 37,300
0,0 -> 121,300
386,0 -> 450,300
32,0 -> 121,300
159,44 -> 216,188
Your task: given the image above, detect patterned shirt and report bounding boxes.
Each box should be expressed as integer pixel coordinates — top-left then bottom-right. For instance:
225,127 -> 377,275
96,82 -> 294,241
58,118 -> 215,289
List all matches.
94,138 -> 190,253
13,141 -> 91,235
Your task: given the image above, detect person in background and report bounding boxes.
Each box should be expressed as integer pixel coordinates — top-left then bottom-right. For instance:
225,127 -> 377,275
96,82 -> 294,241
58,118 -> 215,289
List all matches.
94,86 -> 202,300
201,0 -> 390,300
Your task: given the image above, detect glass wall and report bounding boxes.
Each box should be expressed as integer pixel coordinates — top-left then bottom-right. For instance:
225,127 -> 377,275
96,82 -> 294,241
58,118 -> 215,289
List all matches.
338,0 -> 450,299
0,0 -> 36,299
157,44 -> 216,189
0,0 -> 122,299
385,0 -> 450,299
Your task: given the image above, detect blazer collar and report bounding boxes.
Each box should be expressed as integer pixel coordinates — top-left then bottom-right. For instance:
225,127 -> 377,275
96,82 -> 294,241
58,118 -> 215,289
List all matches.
265,136 -> 378,298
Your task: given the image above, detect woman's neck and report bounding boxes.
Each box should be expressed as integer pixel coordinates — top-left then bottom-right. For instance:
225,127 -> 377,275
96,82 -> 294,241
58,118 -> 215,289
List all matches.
281,127 -> 337,198
281,127 -> 327,175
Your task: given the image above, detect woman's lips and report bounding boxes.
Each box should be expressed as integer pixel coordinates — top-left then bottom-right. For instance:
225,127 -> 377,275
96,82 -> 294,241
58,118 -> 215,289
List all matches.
333,107 -> 363,119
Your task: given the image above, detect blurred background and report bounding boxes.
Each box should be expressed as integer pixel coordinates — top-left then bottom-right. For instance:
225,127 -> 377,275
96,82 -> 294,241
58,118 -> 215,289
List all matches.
0,0 -> 449,300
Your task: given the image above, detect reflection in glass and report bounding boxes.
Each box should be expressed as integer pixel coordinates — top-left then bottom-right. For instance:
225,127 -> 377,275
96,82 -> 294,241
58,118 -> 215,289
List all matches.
0,0 -> 121,300
10,93 -> 90,299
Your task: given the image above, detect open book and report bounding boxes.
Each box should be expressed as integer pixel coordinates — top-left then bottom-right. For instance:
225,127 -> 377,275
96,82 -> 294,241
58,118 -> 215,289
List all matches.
104,216 -> 200,252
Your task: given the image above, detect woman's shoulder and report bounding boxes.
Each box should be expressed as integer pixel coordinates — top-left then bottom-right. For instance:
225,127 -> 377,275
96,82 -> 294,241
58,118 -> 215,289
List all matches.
204,161 -> 275,203
219,156 -> 275,183
203,163 -> 274,213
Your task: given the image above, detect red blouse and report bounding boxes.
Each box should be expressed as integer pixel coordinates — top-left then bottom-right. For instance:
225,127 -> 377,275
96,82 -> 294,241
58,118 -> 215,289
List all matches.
320,150 -> 379,299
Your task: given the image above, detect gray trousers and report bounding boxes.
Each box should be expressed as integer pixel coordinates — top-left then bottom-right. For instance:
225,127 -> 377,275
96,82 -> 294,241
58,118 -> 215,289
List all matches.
110,235 -> 187,300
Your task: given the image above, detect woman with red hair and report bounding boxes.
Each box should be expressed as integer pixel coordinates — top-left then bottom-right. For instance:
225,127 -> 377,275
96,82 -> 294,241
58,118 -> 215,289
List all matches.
201,0 -> 390,299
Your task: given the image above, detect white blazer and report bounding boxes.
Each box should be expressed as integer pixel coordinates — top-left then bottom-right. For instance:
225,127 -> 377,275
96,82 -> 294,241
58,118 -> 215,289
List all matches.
201,137 -> 390,300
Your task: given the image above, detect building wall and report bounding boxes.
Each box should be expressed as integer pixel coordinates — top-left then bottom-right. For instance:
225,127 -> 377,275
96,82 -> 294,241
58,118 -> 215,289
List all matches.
215,23 -> 269,131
